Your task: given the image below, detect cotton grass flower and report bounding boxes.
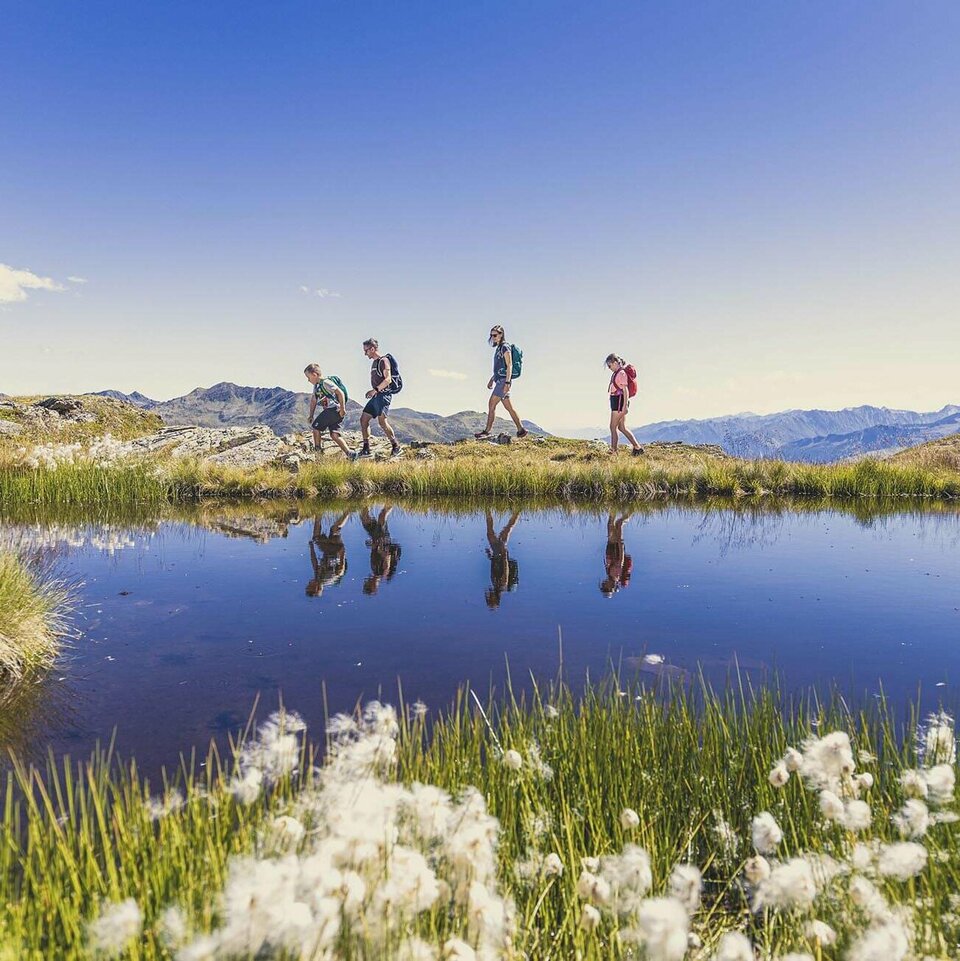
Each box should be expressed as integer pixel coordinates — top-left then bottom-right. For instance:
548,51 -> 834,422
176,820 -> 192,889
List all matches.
501,749 -> 522,771
892,799 -> 930,838
819,789 -> 844,821
751,811 -> 782,854
924,763 -> 955,803
804,919 -> 837,945
442,937 -> 476,961
900,769 -> 928,800
88,898 -> 143,955
620,807 -> 640,830
854,771 -> 874,793
743,856 -> 771,885
841,799 -> 873,832
921,711 -> 956,765
849,875 -> 890,920
847,917 -> 911,961
799,730 -> 855,791
768,762 -> 790,787
752,858 -> 817,910
621,897 -> 689,961
783,747 -> 803,772
579,904 -> 601,932
542,853 -> 563,877
599,844 -> 653,916
877,841 -> 927,880
711,931 -> 754,961
577,870 -> 611,905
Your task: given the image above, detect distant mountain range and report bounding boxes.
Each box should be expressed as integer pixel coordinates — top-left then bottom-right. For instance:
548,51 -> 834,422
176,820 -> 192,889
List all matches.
94,384 -> 547,444
94,388 -> 960,461
555,404 -> 960,462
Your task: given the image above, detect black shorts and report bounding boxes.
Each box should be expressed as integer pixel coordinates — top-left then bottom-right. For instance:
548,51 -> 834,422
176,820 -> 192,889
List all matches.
362,392 -> 392,418
610,394 -> 627,413
312,407 -> 345,433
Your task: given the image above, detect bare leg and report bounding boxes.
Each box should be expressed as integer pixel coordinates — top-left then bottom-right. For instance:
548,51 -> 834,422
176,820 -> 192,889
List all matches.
312,428 -> 323,451
485,511 -> 498,551
609,411 -> 620,451
616,412 -> 641,450
482,395 -> 500,434
499,509 -> 521,544
378,414 -> 398,445
500,396 -> 523,431
360,412 -> 372,446
329,431 -> 353,456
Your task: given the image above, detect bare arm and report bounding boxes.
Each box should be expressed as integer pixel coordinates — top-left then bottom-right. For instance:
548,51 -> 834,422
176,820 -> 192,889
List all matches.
332,385 -> 346,416
376,359 -> 392,392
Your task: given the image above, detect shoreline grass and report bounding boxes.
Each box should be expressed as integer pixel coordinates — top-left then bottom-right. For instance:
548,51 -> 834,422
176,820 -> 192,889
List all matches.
0,549 -> 70,685
0,445 -> 958,515
0,678 -> 956,958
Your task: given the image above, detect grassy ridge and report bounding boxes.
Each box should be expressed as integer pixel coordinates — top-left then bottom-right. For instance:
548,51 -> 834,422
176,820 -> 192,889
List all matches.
0,436 -> 959,512
0,679 -> 956,958
0,395 -> 162,445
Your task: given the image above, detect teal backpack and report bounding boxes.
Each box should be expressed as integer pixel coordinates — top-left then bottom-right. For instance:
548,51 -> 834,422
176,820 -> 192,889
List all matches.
509,344 -> 523,379
318,375 -> 349,404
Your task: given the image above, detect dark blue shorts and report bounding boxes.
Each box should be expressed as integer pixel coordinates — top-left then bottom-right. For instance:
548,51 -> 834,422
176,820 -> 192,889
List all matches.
363,392 -> 393,418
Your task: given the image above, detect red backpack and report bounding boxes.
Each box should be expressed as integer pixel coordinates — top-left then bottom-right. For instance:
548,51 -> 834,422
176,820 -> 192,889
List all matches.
624,364 -> 638,397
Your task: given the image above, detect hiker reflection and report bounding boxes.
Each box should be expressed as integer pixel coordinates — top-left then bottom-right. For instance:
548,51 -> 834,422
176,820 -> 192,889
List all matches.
305,511 -> 350,597
600,512 -> 633,597
485,510 -> 521,609
360,506 -> 402,595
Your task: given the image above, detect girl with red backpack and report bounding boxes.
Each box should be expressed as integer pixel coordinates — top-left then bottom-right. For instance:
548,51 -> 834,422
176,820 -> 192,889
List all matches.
605,353 -> 644,456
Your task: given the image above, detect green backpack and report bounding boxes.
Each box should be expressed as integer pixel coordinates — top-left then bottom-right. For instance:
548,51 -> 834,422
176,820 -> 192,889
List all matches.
318,375 -> 349,404
509,344 -> 523,379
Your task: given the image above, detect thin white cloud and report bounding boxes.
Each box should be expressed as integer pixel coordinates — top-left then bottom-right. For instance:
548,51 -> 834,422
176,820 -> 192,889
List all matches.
429,368 -> 468,381
67,276 -> 88,284
0,263 -> 65,304
299,285 -> 342,298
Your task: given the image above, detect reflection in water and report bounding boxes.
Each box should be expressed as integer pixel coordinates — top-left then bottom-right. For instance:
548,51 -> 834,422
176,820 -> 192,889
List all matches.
360,507 -> 402,595
3,498 -> 960,773
306,512 -> 350,597
485,510 -> 520,609
601,512 -> 633,597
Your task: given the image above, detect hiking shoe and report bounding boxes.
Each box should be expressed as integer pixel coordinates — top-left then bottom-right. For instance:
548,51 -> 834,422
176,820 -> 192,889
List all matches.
389,445 -> 403,459
632,446 -> 644,457
347,451 -> 360,462
517,428 -> 529,438
474,430 -> 492,440
358,448 -> 373,459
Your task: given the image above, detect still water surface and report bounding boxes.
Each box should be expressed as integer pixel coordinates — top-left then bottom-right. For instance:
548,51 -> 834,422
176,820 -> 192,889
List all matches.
3,502 -> 960,773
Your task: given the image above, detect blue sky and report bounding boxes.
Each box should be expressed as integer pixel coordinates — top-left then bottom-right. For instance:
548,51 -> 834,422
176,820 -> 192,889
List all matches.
3,1 -> 959,430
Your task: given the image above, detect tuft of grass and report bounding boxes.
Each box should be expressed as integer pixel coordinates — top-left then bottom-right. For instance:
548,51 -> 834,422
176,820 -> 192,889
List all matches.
0,551 -> 70,683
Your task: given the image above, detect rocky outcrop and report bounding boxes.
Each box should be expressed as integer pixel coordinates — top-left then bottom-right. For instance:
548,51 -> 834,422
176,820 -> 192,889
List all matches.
109,425 -> 402,469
